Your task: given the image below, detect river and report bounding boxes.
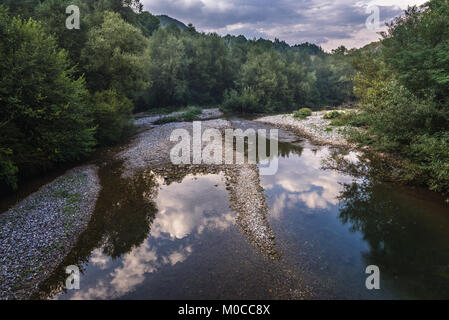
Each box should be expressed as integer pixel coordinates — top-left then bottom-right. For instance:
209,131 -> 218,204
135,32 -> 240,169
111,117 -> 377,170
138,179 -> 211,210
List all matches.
27,118 -> 449,299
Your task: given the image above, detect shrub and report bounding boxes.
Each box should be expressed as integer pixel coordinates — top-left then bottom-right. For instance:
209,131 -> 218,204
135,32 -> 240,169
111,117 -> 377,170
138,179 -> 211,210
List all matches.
91,90 -> 134,145
222,88 -> 259,114
330,111 -> 370,127
323,111 -> 342,119
293,108 -> 313,119
0,148 -> 18,191
408,133 -> 449,193
154,107 -> 203,124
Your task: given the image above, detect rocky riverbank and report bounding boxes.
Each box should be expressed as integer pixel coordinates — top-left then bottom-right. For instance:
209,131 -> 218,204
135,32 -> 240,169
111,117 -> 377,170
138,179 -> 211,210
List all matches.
255,112 -> 351,147
0,166 -> 100,300
134,108 -> 224,129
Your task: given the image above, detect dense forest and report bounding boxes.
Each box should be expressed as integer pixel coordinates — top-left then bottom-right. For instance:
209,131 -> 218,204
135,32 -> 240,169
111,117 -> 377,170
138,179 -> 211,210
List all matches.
0,0 -> 354,191
1,0 -> 448,195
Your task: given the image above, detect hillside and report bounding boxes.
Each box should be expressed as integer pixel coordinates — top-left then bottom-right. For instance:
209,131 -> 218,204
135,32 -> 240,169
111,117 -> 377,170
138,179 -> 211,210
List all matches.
156,14 -> 188,30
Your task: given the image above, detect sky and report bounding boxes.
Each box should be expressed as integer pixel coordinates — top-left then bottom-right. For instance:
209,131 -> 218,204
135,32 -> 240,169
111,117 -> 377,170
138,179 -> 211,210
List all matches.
141,0 -> 428,51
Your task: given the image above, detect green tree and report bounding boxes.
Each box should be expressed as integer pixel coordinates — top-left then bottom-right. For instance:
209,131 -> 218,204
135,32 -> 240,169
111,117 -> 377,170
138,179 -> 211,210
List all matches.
35,0 -> 90,65
81,11 -> 150,95
382,1 -> 449,105
91,90 -> 134,145
238,50 -> 289,112
146,28 -> 189,107
0,8 -> 96,189
137,11 -> 160,37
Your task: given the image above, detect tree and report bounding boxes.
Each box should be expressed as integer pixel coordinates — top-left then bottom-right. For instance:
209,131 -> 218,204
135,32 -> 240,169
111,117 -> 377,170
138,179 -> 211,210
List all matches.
91,90 -> 134,145
137,11 -> 160,37
35,0 -> 90,65
238,50 -> 289,112
382,0 -> 449,106
183,33 -> 234,104
146,28 -> 189,107
0,8 -> 95,189
81,11 -> 150,95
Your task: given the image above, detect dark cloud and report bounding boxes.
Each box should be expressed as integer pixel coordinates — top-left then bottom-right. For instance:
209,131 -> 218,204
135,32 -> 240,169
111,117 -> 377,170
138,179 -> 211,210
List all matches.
141,0 -> 409,50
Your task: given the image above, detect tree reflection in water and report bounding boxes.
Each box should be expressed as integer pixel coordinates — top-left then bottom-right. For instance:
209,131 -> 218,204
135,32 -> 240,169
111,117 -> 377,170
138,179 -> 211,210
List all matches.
33,161 -> 159,298
338,180 -> 449,299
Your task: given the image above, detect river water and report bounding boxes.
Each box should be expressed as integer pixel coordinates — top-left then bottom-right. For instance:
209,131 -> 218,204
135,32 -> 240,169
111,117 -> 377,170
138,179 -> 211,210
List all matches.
32,119 -> 449,300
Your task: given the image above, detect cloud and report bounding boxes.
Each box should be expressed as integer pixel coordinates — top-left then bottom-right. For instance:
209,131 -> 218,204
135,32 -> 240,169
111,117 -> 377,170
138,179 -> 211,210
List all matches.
142,0 -> 427,51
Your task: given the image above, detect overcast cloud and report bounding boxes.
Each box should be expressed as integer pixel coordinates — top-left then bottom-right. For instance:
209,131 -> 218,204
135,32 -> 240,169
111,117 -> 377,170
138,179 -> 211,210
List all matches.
141,0 -> 428,51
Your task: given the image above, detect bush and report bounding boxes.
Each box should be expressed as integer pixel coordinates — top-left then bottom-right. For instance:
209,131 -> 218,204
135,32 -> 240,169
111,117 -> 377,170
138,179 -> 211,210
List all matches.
91,90 -> 134,145
0,148 -> 18,191
409,133 -> 449,193
323,111 -> 342,119
222,88 -> 259,114
293,108 -> 313,119
154,107 -> 203,124
331,111 -> 370,127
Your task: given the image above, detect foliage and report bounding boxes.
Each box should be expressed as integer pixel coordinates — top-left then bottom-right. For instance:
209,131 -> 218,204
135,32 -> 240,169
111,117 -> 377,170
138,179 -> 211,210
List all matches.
351,0 -> 449,194
222,88 -> 260,114
0,8 -> 96,188
154,107 -> 202,124
293,108 -> 313,119
81,11 -> 150,95
330,111 -> 369,127
323,111 -> 342,119
409,132 -> 449,192
0,148 -> 19,190
91,90 -> 134,145
381,0 -> 449,106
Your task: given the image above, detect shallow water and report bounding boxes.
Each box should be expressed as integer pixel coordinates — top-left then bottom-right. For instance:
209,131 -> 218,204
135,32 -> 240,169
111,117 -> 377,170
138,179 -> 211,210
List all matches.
34,120 -> 449,300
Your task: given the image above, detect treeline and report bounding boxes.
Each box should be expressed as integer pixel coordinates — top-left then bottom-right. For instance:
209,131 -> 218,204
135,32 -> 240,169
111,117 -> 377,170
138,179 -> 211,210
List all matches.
137,26 -> 355,113
349,0 -> 449,193
0,0 -> 354,191
0,0 -> 158,190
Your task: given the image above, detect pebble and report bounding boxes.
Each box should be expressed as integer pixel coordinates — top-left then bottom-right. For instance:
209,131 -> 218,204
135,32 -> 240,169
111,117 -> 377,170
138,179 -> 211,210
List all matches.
0,166 -> 100,300
255,112 -> 351,147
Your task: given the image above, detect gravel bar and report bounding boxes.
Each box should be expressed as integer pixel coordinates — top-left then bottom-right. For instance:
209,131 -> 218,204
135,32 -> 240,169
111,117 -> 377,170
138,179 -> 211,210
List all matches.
118,119 -> 230,177
134,108 -> 224,129
255,112 -> 350,147
0,166 -> 100,300
118,119 -> 277,257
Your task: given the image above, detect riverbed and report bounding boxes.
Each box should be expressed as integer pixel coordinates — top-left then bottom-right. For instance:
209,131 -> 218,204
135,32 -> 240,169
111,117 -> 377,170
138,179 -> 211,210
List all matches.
2,117 -> 449,300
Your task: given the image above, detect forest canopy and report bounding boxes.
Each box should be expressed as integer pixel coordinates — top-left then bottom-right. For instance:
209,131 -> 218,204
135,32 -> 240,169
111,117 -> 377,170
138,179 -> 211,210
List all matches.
0,0 -> 354,191
1,0 -> 448,195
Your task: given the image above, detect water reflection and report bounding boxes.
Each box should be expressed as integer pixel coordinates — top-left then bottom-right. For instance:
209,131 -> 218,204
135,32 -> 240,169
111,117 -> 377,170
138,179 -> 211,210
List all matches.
338,181 -> 449,299
50,171 -> 236,300
33,161 -> 160,298
262,147 -> 357,216
33,119 -> 449,300
261,139 -> 449,299
150,174 -> 234,240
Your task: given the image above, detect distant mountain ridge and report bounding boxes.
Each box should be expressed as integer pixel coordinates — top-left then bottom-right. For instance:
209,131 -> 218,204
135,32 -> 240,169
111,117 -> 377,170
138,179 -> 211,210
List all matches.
156,15 -> 188,30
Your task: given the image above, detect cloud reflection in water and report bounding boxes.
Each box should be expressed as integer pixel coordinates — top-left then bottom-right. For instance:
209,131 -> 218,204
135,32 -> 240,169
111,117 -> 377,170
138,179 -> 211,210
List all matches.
68,173 -> 234,300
